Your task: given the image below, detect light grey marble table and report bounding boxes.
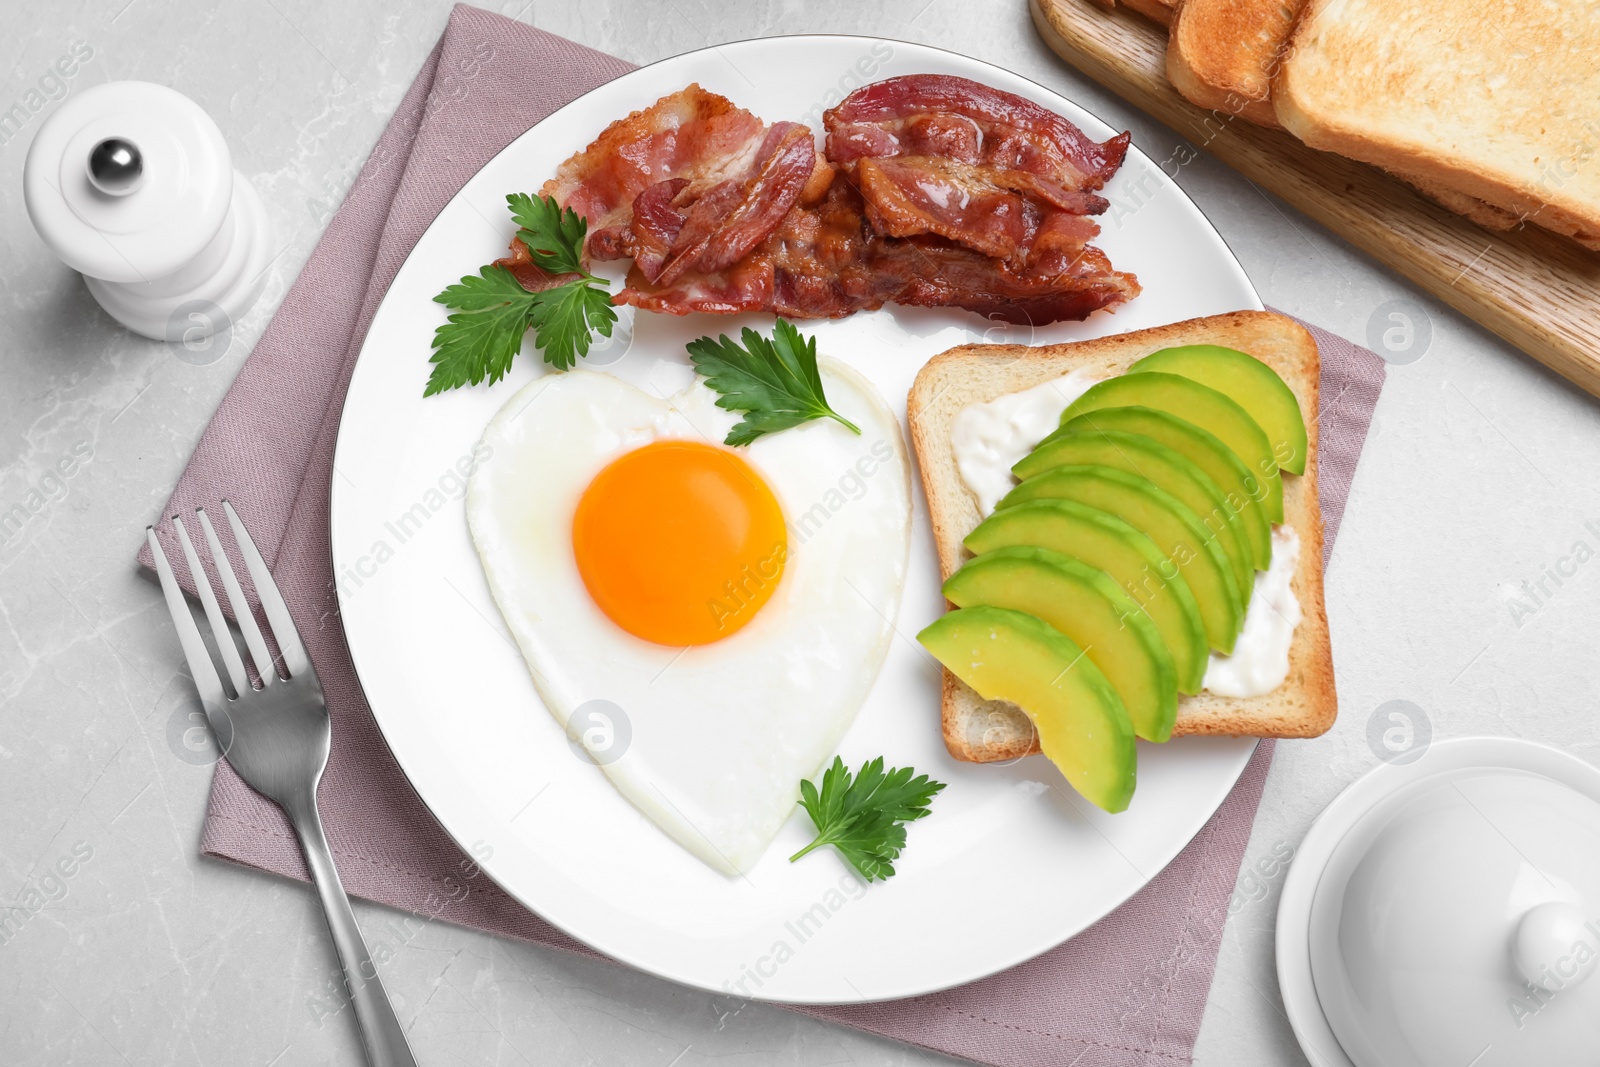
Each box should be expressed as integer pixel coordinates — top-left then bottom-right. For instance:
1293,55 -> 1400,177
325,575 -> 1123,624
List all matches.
4,1 -> 1598,1064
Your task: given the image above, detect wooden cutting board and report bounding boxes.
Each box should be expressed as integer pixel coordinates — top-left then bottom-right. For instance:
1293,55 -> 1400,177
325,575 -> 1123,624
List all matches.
1030,0 -> 1600,396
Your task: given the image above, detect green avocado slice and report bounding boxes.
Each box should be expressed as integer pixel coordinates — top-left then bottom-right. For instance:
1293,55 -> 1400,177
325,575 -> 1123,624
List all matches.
1014,427 -> 1255,600
1129,344 -> 1308,475
998,465 -> 1244,654
917,605 -> 1137,813
1058,373 -> 1283,523
943,546 -> 1178,742
966,500 -> 1208,694
1046,406 -> 1272,570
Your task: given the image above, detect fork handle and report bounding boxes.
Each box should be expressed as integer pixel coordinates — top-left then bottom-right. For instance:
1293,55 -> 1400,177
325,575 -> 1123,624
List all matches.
286,795 -> 419,1067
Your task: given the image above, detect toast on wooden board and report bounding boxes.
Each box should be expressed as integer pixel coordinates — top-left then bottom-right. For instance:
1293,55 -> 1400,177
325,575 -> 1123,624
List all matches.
1165,0 -> 1520,229
1275,0 -> 1600,251
907,311 -> 1336,762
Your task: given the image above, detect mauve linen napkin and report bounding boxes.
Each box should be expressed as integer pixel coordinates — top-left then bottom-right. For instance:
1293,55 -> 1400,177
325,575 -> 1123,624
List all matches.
139,7 -> 1386,1064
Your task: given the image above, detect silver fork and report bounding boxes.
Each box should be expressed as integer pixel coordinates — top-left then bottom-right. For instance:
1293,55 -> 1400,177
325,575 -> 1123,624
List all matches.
148,501 -> 418,1067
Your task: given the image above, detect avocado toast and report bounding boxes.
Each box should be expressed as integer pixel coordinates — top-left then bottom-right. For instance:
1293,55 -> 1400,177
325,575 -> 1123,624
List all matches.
909,311 -> 1336,800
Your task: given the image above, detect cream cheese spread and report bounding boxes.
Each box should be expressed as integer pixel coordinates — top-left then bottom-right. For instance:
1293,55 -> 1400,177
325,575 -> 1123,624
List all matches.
1201,526 -> 1301,697
949,370 -> 1101,515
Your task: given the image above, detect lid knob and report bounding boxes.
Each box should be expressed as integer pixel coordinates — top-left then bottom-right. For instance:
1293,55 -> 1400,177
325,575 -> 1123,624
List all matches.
1512,901 -> 1597,990
87,137 -> 143,196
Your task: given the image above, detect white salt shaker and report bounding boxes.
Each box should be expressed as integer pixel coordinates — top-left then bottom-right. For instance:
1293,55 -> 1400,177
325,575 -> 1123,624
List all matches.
23,81 -> 270,342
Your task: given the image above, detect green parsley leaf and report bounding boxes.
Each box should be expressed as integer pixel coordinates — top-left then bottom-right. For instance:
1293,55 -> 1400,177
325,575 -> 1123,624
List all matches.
424,264 -> 541,396
789,757 -> 946,883
686,318 -> 863,446
425,193 -> 620,394
507,192 -> 588,276
528,278 -> 618,372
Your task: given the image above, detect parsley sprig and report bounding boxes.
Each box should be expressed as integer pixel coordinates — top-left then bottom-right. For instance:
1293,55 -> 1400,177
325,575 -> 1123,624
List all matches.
790,757 -> 946,882
424,194 -> 617,396
509,192 -> 586,274
687,319 -> 862,446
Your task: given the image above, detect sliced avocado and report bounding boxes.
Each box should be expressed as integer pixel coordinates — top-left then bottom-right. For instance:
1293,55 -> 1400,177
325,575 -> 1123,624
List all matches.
966,500 -> 1208,694
1129,345 -> 1308,475
1013,427 -> 1255,599
1046,406 -> 1272,570
1058,373 -> 1283,523
917,605 -> 1137,813
943,546 -> 1177,742
998,465 -> 1243,654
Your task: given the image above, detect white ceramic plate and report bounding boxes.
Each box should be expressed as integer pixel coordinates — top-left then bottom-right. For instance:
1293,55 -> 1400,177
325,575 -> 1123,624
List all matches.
331,35 -> 1262,1004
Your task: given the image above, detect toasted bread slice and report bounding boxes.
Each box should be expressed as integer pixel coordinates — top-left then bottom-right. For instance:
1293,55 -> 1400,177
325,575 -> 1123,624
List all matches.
908,311 -> 1336,761
1167,0 -> 1302,129
1275,0 -> 1600,249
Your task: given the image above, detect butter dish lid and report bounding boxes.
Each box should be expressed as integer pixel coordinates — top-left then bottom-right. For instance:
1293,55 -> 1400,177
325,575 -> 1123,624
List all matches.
1278,737 -> 1600,1067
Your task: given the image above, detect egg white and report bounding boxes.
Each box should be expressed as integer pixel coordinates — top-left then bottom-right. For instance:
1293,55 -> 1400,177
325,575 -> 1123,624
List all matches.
466,362 -> 912,875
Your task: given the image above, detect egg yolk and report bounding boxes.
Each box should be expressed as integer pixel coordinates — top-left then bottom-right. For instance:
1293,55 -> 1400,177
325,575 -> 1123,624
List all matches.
572,440 -> 788,646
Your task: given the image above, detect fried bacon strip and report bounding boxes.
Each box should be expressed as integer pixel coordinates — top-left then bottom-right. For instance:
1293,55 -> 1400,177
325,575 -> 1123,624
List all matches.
812,74 -> 1135,317
539,84 -> 765,261
652,122 -> 831,284
856,156 -> 1030,259
824,74 -> 1129,270
823,74 -> 1129,190
537,85 -> 831,276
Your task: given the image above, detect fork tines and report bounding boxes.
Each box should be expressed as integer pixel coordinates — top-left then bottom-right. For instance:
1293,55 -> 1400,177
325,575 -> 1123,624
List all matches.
147,501 -> 310,708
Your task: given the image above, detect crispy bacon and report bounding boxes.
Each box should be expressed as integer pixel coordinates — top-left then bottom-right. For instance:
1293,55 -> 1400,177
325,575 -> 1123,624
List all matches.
625,178 -> 690,280
536,86 -> 832,283
603,126 -> 832,290
994,170 -> 1109,215
533,78 -> 1138,327
823,74 -> 1129,191
824,74 -> 1128,263
870,235 -> 1139,325
856,156 -> 1030,258
656,122 -> 825,284
540,84 -> 768,258
1024,210 -> 1105,277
